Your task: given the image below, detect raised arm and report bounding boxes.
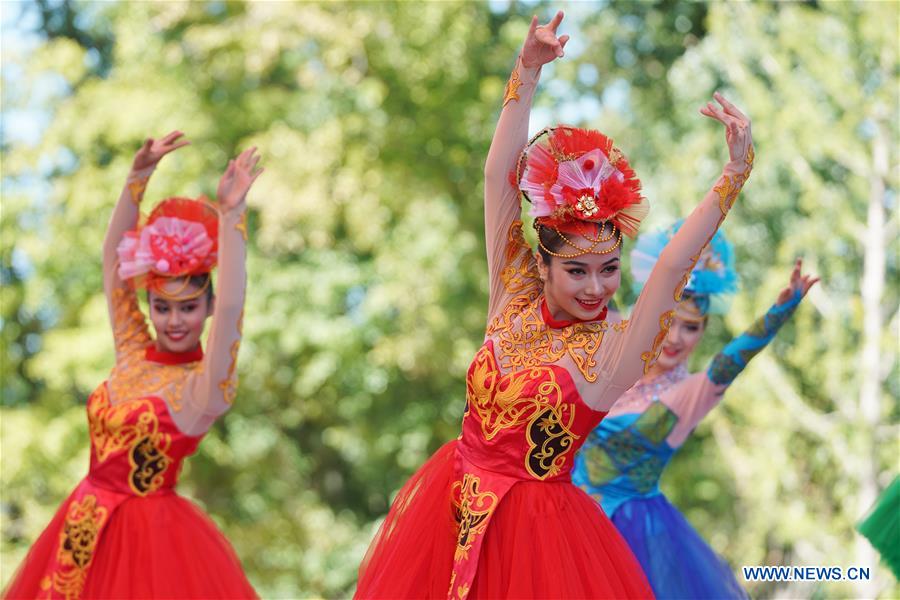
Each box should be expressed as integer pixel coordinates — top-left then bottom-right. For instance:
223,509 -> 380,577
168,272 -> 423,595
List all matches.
103,132 -> 189,357
590,94 -> 755,410
664,259 -> 818,445
484,13 -> 569,322
180,148 -> 261,435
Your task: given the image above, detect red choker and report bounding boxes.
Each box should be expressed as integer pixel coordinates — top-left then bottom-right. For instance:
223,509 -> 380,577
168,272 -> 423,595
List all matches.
540,297 -> 607,329
145,345 -> 204,365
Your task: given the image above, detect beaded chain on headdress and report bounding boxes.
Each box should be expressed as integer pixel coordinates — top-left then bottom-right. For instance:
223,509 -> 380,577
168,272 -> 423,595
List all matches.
516,125 -> 648,257
117,196 -> 219,300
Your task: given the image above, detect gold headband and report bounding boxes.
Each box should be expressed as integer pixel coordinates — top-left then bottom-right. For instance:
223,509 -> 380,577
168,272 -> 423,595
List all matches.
674,298 -> 706,323
151,275 -> 211,301
535,222 -> 623,258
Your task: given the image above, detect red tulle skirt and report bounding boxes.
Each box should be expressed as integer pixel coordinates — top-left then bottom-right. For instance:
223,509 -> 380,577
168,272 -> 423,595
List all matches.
4,491 -> 257,599
357,440 -> 654,599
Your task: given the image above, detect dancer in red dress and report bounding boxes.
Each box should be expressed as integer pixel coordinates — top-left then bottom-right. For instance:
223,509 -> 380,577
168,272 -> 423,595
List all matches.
3,133 -> 261,599
356,11 -> 755,599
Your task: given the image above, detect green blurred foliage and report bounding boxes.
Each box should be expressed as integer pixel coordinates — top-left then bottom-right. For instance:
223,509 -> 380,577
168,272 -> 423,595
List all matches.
1,1 -> 897,598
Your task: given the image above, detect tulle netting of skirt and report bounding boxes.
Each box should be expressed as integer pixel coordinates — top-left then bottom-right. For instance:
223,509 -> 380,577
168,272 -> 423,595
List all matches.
356,439 -> 654,599
3,490 -> 257,599
611,493 -> 747,599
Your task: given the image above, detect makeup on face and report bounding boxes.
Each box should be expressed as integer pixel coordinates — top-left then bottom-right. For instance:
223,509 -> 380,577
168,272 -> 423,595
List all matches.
148,281 -> 212,353
543,250 -> 622,322
655,302 -> 706,370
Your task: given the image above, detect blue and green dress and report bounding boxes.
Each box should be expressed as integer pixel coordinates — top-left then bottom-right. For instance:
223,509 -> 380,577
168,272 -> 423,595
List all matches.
573,293 -> 803,599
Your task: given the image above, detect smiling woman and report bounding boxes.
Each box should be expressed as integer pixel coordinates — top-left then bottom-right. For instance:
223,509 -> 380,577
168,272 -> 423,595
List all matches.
2,135 -> 263,599
148,274 -> 215,354
536,222 -> 623,323
356,9 -> 757,599
573,222 -> 818,599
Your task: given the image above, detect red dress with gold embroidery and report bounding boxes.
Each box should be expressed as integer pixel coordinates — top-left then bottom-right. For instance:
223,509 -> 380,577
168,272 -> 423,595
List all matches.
4,166 -> 256,599
356,242 -> 656,600
356,54 -> 752,600
2,353 -> 255,599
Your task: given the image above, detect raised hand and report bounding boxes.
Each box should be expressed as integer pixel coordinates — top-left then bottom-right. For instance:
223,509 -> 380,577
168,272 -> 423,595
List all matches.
700,92 -> 753,164
776,258 -> 819,305
132,131 -> 190,171
521,11 -> 570,69
217,147 -> 263,212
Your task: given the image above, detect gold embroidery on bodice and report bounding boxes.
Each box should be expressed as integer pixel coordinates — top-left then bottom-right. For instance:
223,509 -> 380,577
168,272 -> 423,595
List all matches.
489,297 -> 609,383
466,346 -> 579,480
107,351 -> 200,412
88,385 -> 174,496
488,220 -> 627,383
109,287 -> 200,411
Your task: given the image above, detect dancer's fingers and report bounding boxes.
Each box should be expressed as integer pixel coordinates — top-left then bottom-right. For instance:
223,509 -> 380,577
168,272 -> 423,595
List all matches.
548,10 -> 564,32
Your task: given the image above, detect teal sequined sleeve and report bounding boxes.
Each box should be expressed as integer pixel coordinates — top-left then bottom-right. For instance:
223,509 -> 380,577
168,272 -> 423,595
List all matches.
707,290 -> 802,386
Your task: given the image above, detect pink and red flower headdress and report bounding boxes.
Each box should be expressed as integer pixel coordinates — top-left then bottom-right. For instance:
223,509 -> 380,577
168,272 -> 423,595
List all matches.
117,197 -> 219,299
517,126 -> 648,256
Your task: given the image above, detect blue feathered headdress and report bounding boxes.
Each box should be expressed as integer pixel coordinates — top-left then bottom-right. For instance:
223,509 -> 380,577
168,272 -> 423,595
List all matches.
630,220 -> 738,315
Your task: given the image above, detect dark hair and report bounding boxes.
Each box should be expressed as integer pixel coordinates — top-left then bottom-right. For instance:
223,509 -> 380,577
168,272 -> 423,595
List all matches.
146,273 -> 214,303
682,291 -> 710,315
189,273 -> 214,302
680,292 -> 710,328
536,225 -> 566,265
536,222 -> 619,264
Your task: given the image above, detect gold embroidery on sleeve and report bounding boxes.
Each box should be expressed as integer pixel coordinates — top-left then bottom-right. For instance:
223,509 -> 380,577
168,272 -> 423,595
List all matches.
218,309 -> 244,404
127,177 -> 149,205
640,310 -> 675,374
499,220 -> 541,294
235,211 -> 248,241
503,66 -> 522,107
674,240 -> 708,303
112,287 -> 152,353
715,145 -> 754,217
219,342 -> 240,404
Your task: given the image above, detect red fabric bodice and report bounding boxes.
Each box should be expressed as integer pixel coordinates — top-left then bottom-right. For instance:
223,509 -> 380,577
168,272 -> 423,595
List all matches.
448,339 -> 608,598
86,384 -> 201,497
33,352 -> 207,600
458,340 -> 606,483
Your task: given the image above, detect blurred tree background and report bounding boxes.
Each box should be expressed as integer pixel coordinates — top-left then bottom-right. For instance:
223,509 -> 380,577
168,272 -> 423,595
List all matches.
1,1 -> 897,598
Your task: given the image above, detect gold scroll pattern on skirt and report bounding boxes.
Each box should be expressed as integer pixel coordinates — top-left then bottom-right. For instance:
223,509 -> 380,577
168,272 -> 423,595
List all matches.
40,495 -> 109,600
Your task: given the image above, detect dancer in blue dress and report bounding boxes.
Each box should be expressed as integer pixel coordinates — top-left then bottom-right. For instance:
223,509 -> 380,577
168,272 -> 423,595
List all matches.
572,221 -> 818,599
